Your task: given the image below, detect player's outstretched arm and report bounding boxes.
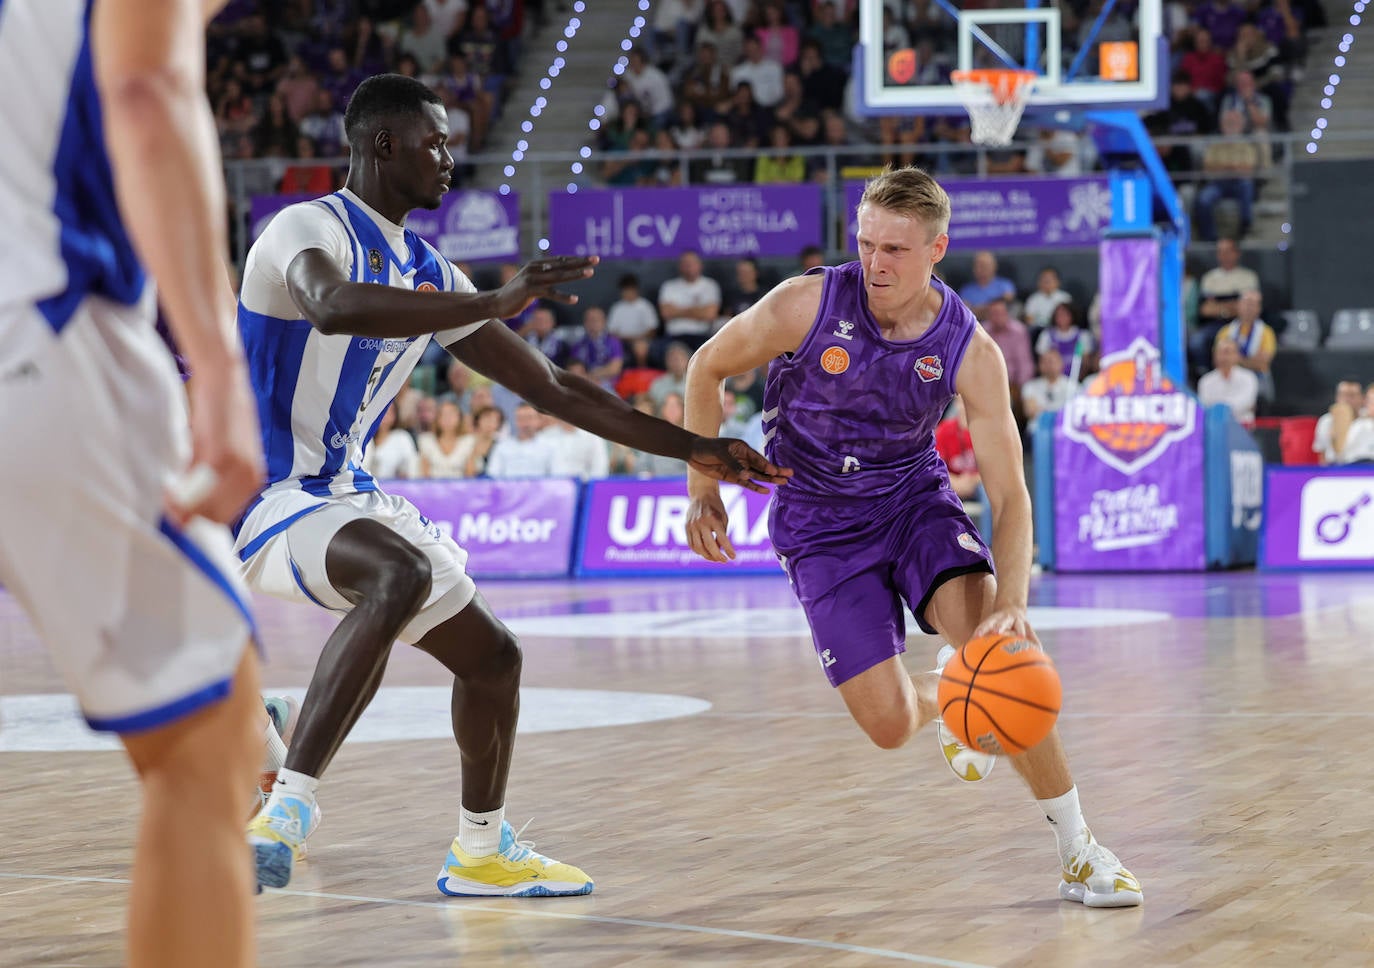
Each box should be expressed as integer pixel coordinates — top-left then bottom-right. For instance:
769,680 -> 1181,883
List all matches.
957,329 -> 1037,641
683,276 -> 816,562
285,251 -> 598,340
445,322 -> 790,493
94,0 -> 262,524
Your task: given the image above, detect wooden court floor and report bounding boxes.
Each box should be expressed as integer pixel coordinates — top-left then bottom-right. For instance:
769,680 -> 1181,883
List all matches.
2,571 -> 1373,967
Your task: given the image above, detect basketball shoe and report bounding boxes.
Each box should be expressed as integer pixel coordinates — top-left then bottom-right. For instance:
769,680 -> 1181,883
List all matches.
1059,830 -> 1143,907
436,821 -> 594,897
934,645 -> 996,782
258,695 -> 299,807
247,792 -> 321,890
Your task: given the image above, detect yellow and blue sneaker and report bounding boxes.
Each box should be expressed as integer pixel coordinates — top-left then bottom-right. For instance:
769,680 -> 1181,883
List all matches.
436,822 -> 593,897
247,793 -> 320,890
934,645 -> 996,782
1059,831 -> 1144,908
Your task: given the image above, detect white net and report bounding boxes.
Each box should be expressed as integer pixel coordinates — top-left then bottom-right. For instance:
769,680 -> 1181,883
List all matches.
950,70 -> 1037,146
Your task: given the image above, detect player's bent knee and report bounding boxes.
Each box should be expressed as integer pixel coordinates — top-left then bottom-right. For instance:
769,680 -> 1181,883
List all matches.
471,629 -> 522,684
370,544 -> 433,616
858,713 -> 915,750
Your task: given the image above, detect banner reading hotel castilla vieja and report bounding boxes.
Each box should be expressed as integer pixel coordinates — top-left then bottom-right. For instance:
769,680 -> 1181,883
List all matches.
844,176 -> 1113,249
547,185 -> 823,259
251,189 -> 521,262
576,479 -> 780,575
383,478 -> 577,579
1053,338 -> 1206,570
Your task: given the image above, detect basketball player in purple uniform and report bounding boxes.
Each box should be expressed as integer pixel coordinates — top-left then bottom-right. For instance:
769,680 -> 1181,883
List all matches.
684,167 -> 1142,908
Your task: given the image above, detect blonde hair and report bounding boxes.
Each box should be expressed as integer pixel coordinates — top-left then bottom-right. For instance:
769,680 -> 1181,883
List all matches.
858,166 -> 951,238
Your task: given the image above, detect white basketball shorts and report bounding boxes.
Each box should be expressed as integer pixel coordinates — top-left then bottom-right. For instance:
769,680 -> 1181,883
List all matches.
0,293 -> 255,733
234,487 -> 477,644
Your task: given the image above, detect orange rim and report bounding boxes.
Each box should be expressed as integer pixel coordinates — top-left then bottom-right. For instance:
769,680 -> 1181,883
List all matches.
950,69 -> 1037,104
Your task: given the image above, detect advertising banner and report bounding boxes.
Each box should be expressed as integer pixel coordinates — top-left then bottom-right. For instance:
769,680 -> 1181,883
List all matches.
575,479 -> 780,575
843,176 -> 1113,250
384,478 -> 578,578
1053,337 -> 1206,570
250,189 -> 521,262
547,185 -> 823,259
1099,236 -> 1161,357
1261,467 -> 1374,569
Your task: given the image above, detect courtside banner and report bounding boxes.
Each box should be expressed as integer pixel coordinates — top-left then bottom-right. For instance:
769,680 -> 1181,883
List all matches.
384,478 -> 577,578
575,479 -> 780,576
251,189 -> 521,262
1260,467 -> 1374,570
547,185 -> 823,259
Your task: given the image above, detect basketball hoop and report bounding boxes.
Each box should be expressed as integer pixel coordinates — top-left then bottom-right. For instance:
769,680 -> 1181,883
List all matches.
950,69 -> 1037,146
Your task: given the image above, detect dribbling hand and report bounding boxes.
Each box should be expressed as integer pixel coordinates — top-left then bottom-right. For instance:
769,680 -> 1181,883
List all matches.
972,605 -> 1041,647
495,256 -> 599,318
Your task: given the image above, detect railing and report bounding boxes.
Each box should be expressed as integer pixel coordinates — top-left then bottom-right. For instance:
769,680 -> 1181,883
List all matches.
224,129 -> 1374,265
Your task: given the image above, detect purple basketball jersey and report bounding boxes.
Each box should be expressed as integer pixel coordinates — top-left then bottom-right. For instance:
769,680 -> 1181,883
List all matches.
762,262 -> 978,498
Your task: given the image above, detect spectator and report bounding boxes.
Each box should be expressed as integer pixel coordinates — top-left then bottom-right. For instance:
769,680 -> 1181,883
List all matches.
606,127 -> 655,185
608,273 -> 660,342
1197,337 -> 1259,424
697,1 -> 744,71
279,136 -> 334,195
755,124 -> 807,183
799,245 -> 825,273
615,338 -> 664,401
1194,0 -> 1249,52
1218,69 -> 1273,137
1024,129 -> 1091,176
981,300 -> 1036,392
362,403 -> 420,479
487,403 -> 557,478
680,44 -> 731,120
669,101 -> 708,150
626,47 -> 676,128
718,390 -> 766,450
439,86 -> 471,166
451,4 -> 507,80
657,251 -> 722,349
1330,384 -> 1374,465
542,420 -> 611,479
935,398 -> 981,501
424,0 -> 469,40
651,0 -> 703,69
731,35 -> 785,108
649,342 -> 693,407
412,393 -> 438,436
1194,109 -> 1260,242
717,81 -> 772,146
1214,289 -> 1276,400
1145,71 -> 1215,172
1021,349 -> 1079,423
755,1 -> 799,67
1035,302 -> 1096,380
299,89 -> 347,157
276,55 -> 320,123
688,120 -> 751,184
569,307 -> 625,391
1313,380 -> 1365,464
400,4 -> 449,72
1022,267 -> 1073,329
806,1 -> 856,72
1196,237 -> 1260,347
440,53 -> 492,152
235,13 -> 287,93
454,405 -> 506,477
726,365 -> 766,414
520,305 -> 568,365
417,398 -> 472,478
960,250 -> 1017,319
253,92 -> 298,157
726,257 -> 767,316
438,359 -> 481,413
1180,28 -> 1228,106
636,393 -> 691,476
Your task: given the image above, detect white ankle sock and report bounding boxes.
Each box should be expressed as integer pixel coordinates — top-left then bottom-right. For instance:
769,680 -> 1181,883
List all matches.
1038,786 -> 1089,858
262,715 -> 288,774
458,806 -> 504,857
271,768 -> 319,805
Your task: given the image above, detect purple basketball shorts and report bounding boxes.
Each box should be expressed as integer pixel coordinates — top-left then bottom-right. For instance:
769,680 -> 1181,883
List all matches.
769,482 -> 994,687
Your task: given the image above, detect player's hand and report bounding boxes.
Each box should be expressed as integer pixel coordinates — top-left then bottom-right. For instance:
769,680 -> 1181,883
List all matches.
972,605 -> 1041,647
686,437 -> 792,495
495,256 -> 599,317
686,491 -> 734,563
167,363 -> 265,527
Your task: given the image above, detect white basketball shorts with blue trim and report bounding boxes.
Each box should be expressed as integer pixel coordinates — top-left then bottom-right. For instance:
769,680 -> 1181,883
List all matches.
0,293 -> 256,733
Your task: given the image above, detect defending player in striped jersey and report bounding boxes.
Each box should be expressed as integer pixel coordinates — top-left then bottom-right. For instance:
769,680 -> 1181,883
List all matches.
237,74 -> 790,894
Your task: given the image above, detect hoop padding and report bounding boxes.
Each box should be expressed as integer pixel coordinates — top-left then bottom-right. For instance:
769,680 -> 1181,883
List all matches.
950,69 -> 1037,146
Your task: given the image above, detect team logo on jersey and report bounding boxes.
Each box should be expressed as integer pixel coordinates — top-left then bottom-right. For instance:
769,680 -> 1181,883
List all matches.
957,532 -> 981,554
368,248 -> 384,275
831,319 -> 855,341
1062,337 -> 1197,475
914,355 -> 943,382
820,346 -> 850,374
416,281 -> 438,292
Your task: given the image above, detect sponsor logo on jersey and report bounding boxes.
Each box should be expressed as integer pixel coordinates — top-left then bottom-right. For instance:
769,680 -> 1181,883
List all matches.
1062,337 -> 1196,475
914,354 -> 943,382
416,281 -> 439,292
329,429 -> 362,450
957,531 -> 981,553
368,248 -> 384,275
820,346 -> 850,374
831,319 -> 855,341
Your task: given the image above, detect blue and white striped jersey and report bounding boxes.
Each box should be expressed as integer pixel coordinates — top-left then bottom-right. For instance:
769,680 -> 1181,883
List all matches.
237,189 -> 487,501
0,0 -> 147,365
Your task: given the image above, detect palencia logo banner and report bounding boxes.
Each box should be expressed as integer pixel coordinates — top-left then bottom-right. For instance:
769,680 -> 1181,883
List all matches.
1062,337 -> 1197,476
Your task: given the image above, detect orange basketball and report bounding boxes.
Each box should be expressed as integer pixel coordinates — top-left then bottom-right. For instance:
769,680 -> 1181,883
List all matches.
937,634 -> 1061,755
